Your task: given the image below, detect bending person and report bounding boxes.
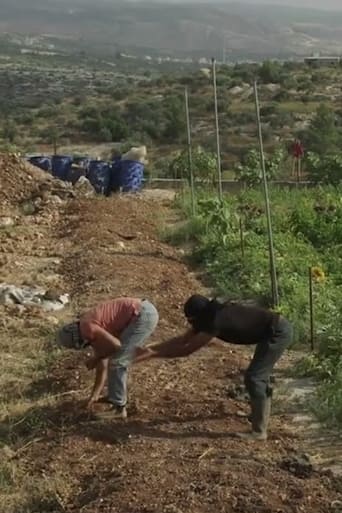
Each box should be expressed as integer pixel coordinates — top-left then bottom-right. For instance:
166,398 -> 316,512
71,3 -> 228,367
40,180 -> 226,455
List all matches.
56,297 -> 159,419
135,294 -> 292,440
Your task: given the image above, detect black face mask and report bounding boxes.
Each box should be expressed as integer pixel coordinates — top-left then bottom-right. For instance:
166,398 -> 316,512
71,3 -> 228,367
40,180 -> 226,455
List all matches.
185,298 -> 224,334
184,295 -> 210,319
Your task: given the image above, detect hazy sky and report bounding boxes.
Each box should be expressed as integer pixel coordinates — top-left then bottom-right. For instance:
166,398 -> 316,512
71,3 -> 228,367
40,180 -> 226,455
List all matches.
225,0 -> 342,9
128,0 -> 342,10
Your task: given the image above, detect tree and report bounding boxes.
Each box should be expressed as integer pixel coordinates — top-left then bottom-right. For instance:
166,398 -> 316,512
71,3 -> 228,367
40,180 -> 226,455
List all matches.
99,127 -> 113,142
303,104 -> 341,156
258,61 -> 283,84
169,147 -> 217,184
306,152 -> 342,185
235,148 -> 284,187
2,118 -> 17,143
163,96 -> 186,142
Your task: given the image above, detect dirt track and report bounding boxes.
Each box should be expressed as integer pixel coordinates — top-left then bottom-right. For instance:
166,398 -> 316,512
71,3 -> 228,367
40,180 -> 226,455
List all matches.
2,192 -> 342,513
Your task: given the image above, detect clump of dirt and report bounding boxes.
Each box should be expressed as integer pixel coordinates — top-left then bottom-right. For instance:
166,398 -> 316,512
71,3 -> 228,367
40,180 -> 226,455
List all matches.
0,153 -> 88,216
0,153 -> 51,208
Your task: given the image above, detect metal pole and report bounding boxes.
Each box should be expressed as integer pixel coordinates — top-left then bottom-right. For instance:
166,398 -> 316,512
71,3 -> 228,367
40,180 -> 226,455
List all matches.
223,35 -> 226,64
309,267 -> 315,351
185,88 -> 195,215
212,58 -> 223,201
254,81 -> 279,307
239,217 -> 245,262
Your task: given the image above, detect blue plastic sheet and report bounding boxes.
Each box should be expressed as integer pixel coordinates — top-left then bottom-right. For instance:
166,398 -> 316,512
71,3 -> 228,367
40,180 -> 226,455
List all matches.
87,160 -> 111,195
29,156 -> 51,172
115,160 -> 144,193
51,155 -> 73,181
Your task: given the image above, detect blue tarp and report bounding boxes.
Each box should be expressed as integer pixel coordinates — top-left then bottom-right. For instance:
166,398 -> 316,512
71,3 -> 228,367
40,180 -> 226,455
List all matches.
87,160 -> 111,195
27,154 -> 144,193
110,157 -> 122,192
114,160 -> 144,193
51,155 -> 73,181
66,167 -> 86,185
29,156 -> 51,172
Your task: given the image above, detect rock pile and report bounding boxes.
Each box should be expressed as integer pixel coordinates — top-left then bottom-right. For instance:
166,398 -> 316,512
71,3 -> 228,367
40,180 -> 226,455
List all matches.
0,153 -> 93,215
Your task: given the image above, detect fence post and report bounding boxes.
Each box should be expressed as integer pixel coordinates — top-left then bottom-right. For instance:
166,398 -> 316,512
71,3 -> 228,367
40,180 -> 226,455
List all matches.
212,58 -> 223,201
239,217 -> 245,262
185,87 -> 196,215
254,81 -> 279,307
309,266 -> 315,351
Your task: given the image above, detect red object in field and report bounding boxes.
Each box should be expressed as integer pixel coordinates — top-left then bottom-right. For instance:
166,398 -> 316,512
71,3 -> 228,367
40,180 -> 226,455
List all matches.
292,140 -> 304,159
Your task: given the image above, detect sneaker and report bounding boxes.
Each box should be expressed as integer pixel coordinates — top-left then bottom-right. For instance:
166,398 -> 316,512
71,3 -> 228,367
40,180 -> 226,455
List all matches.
94,403 -> 128,421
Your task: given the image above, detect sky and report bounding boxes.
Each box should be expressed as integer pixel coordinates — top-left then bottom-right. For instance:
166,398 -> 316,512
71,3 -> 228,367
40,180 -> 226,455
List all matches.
126,0 -> 342,10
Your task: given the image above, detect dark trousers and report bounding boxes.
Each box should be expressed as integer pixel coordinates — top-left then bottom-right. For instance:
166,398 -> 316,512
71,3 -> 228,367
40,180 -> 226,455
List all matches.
244,317 -> 293,400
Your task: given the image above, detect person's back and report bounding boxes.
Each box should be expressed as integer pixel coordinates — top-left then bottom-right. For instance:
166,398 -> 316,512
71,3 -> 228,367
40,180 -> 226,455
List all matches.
214,301 -> 278,345
187,297 -> 278,345
80,297 -> 141,339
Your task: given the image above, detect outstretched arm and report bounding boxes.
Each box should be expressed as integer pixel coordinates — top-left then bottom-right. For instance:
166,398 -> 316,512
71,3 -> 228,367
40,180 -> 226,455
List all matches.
134,330 -> 213,363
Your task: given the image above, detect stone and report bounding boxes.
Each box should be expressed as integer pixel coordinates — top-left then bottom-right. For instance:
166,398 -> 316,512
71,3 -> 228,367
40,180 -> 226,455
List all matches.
0,217 -> 14,227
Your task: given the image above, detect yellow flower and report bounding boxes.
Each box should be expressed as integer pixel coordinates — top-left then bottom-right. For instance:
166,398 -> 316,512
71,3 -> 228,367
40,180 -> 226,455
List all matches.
311,266 -> 326,284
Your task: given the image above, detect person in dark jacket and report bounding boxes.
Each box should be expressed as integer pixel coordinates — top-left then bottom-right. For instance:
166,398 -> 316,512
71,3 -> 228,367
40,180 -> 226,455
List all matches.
135,294 -> 293,440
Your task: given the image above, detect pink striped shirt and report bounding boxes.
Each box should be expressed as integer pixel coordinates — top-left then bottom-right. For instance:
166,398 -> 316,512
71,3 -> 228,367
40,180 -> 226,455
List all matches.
80,298 -> 141,340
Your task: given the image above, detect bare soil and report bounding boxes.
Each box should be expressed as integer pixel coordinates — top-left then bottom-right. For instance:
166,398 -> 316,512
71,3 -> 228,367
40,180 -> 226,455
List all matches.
1,189 -> 341,513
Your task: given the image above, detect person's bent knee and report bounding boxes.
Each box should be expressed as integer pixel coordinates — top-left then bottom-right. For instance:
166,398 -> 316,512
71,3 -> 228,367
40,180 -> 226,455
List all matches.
244,373 -> 267,399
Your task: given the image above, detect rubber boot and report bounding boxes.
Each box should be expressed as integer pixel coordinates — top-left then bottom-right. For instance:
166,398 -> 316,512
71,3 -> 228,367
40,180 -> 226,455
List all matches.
235,397 -> 271,441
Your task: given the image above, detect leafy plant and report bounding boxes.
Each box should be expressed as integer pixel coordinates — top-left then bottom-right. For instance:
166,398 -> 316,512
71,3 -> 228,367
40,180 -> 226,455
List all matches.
306,152 -> 342,185
234,148 -> 284,186
169,147 -> 217,184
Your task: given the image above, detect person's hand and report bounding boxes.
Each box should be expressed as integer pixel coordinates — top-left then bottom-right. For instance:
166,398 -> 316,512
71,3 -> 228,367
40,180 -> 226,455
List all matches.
85,397 -> 96,411
85,356 -> 99,370
133,346 -> 157,364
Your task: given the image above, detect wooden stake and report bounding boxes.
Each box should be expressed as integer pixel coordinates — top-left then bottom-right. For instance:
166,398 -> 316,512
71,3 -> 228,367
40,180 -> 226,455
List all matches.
212,58 -> 223,201
185,87 -> 196,215
309,267 -> 315,351
254,81 -> 279,307
239,217 -> 245,262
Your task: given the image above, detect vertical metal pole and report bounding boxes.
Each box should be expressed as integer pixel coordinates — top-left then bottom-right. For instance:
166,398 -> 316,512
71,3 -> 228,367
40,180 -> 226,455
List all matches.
309,267 -> 315,351
254,81 -> 279,307
185,88 -> 195,215
223,35 -> 226,64
292,158 -> 296,180
212,58 -> 223,201
239,217 -> 245,262
53,133 -> 57,156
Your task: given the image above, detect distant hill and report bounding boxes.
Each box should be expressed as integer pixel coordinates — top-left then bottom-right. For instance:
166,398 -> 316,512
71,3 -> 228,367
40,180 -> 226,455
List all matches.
1,0 -> 342,59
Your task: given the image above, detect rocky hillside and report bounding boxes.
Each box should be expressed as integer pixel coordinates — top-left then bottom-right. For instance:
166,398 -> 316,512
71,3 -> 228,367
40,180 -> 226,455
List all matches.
1,0 -> 342,58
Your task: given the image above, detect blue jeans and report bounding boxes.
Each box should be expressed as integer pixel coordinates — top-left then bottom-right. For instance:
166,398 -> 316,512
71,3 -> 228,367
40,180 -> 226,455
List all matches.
108,300 -> 159,406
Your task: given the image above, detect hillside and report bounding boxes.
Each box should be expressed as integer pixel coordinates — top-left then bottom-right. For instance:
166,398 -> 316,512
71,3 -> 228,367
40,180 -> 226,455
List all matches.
1,0 -> 342,58
1,50 -> 341,182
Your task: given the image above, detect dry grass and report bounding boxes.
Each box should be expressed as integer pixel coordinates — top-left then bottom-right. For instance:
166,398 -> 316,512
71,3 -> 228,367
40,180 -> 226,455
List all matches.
0,315 -> 73,513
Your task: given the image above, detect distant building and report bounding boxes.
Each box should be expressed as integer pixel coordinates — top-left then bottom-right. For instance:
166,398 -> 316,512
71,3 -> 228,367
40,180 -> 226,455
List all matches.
304,55 -> 340,67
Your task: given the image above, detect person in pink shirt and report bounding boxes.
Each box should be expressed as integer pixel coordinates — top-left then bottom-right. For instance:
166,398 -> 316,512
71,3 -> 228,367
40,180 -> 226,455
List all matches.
56,297 -> 159,418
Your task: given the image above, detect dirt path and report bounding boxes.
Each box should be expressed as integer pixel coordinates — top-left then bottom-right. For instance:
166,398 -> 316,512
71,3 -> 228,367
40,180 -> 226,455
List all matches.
2,192 -> 342,513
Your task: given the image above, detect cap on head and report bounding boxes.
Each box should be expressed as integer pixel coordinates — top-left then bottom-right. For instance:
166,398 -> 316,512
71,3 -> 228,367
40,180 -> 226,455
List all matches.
184,294 -> 210,319
56,322 -> 82,350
